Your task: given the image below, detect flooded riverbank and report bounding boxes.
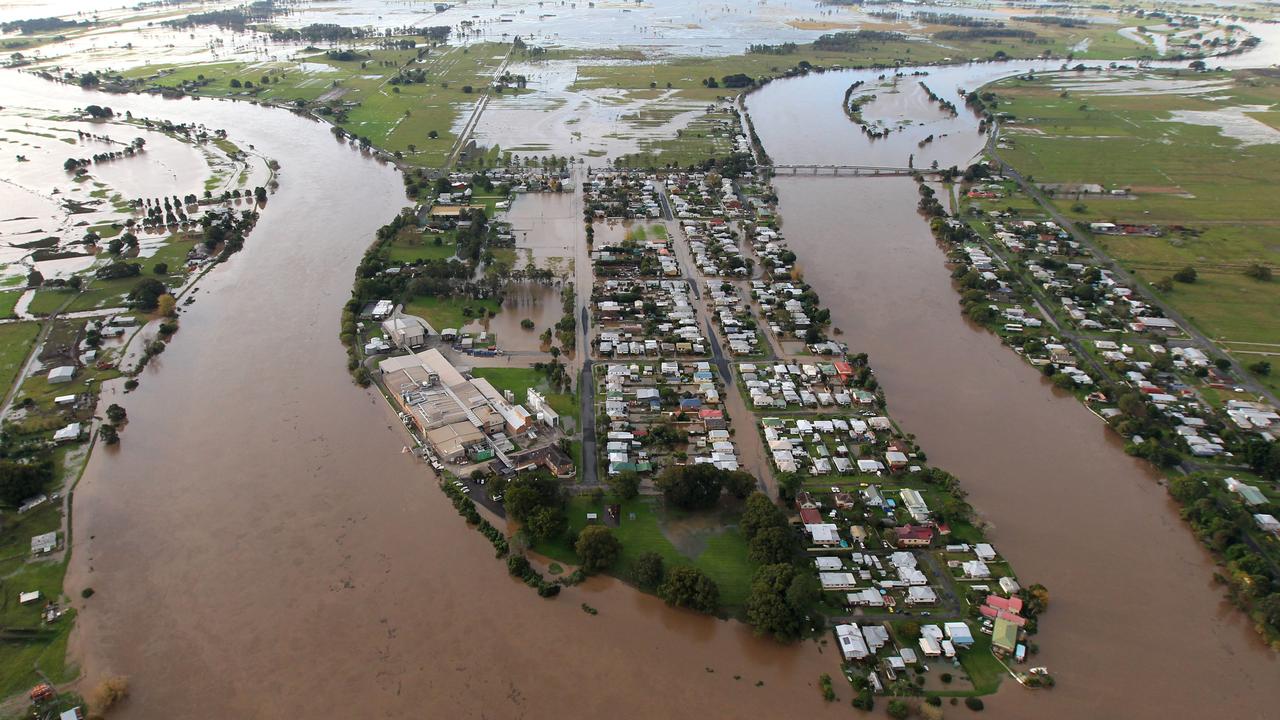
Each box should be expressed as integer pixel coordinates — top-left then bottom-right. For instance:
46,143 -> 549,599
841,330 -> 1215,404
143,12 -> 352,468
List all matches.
0,72 -> 842,718
747,60 -> 1280,718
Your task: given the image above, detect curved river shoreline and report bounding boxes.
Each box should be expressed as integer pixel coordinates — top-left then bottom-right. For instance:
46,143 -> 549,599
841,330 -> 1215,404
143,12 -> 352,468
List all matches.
0,72 -> 844,718
745,54 -> 1280,720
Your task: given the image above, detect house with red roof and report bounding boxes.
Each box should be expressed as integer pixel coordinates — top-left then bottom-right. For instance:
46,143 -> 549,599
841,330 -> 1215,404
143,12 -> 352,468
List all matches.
894,525 -> 934,548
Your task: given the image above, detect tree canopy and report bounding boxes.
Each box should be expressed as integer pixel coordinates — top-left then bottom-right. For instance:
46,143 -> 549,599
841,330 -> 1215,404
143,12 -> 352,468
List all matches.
575,525 -> 621,573
658,566 -> 719,613
745,563 -> 819,642
632,551 -> 665,590
0,457 -> 54,506
655,464 -> 755,510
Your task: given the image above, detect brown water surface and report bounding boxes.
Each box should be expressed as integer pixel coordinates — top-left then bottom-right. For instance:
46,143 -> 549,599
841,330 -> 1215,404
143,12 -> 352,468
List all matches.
749,63 -> 1280,715
0,73 -> 836,718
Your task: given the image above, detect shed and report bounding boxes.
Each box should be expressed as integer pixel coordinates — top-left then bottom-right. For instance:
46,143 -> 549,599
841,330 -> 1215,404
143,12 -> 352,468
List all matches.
31,532 -> 57,554
47,366 -> 76,384
53,423 -> 82,443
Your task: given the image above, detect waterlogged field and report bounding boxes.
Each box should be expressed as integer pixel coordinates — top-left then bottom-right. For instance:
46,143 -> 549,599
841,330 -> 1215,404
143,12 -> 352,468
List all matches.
119,43 -> 517,167
990,69 -> 1280,383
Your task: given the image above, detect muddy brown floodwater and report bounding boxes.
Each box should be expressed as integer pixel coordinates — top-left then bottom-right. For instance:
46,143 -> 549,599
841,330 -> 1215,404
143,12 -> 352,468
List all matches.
0,73 -> 843,718
748,65 -> 1280,719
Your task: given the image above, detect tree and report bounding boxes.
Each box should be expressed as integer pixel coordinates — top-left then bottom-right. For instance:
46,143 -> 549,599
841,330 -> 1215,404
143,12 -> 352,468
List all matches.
633,551 -> 665,590
105,404 -> 127,423
658,566 -> 719,613
128,278 -> 167,311
608,470 -> 640,500
1248,360 -> 1271,377
745,563 -> 807,641
502,472 -> 563,521
1021,583 -> 1050,617
102,424 -> 121,444
887,700 -> 910,720
748,525 -> 796,564
96,262 -> 141,280
575,525 -> 621,573
741,492 -> 787,541
153,262 -> 169,275
156,294 -> 177,318
524,505 -> 567,541
776,471 -> 802,501
0,457 -> 54,505
723,470 -> 756,499
1173,265 -> 1197,284
655,463 -> 726,510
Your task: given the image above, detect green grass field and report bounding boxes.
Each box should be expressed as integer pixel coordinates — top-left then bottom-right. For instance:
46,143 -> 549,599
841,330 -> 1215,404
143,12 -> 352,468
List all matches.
0,501 -> 78,698
989,69 -> 1280,356
470,366 -> 578,421
403,295 -> 500,330
0,290 -> 21,319
0,322 -> 40,397
534,496 -> 758,609
384,227 -> 458,264
122,43 -> 513,167
26,289 -> 73,317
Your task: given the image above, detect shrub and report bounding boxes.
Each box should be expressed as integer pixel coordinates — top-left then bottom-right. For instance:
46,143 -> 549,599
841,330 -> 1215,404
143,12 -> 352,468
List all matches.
81,587 -> 95,598
887,699 -> 910,719
99,424 -> 119,445
965,696 -> 985,711
1244,263 -> 1272,281
818,673 -> 835,702
88,675 -> 129,715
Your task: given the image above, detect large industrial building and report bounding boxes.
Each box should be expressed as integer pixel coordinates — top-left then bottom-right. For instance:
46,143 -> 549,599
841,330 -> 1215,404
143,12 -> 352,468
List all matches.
377,349 -> 551,469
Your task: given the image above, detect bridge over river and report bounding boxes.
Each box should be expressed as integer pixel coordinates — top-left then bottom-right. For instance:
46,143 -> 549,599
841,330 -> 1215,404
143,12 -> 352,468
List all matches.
763,163 -> 928,176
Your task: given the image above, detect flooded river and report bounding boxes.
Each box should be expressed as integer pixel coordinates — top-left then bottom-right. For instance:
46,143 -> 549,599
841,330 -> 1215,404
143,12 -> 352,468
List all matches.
747,62 -> 1280,719
0,73 -> 837,718
4,5 -> 1279,714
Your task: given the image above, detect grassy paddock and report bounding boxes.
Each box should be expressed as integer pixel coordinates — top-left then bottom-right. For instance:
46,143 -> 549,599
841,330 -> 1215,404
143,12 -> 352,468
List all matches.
0,323 -> 40,397
988,69 -> 1280,357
